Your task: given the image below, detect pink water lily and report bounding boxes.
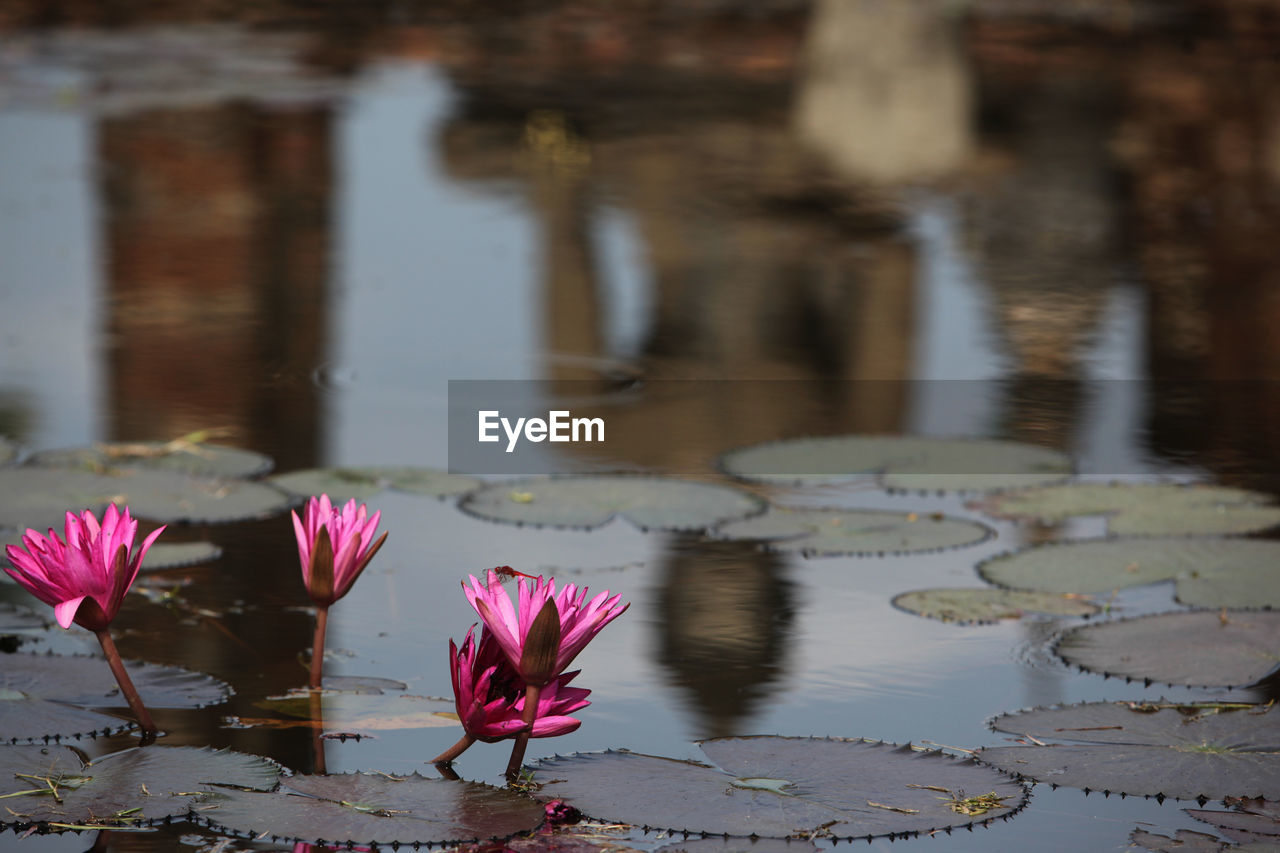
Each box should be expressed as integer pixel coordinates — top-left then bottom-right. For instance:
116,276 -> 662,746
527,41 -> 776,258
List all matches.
5,504 -> 164,632
291,494 -> 387,607
4,503 -> 163,738
450,625 -> 590,743
292,494 -> 387,690
462,567 -> 629,686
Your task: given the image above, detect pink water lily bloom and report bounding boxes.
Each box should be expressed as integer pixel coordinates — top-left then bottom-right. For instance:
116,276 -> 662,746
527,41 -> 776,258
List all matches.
291,494 -> 387,607
463,567 -> 629,686
450,625 -> 590,743
4,504 -> 165,632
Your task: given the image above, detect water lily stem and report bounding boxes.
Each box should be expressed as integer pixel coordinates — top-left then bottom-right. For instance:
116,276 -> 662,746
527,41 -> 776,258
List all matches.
505,683 -> 542,782
309,686 -> 327,775
95,629 -> 157,742
309,605 -> 328,690
431,733 -> 476,765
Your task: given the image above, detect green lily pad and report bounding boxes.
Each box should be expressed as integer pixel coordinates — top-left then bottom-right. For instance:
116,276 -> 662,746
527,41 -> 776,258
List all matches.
5,533 -> 218,572
976,701 -> 1280,800
1056,611 -> 1280,687
720,436 -> 1071,493
270,466 -> 480,502
1,653 -> 232,743
0,466 -> 294,529
978,538 -> 1280,608
197,773 -> 545,846
714,506 -> 991,556
29,441 -> 274,479
1130,828 -> 1240,852
1186,799 -> 1280,845
140,541 -> 223,569
0,745 -> 280,827
891,588 -> 1100,624
973,483 -> 1280,536
533,737 -> 1026,840
0,602 -> 49,652
254,688 -> 458,734
460,476 -> 766,531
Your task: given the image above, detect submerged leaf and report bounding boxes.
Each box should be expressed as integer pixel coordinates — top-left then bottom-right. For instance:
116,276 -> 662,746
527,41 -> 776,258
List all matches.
977,701 -> 1280,800
1056,610 -> 1280,687
974,483 -> 1280,536
254,689 -> 458,733
29,441 -> 274,479
534,737 -> 1025,840
720,436 -> 1071,493
892,588 -> 1099,624
0,745 -> 279,827
0,653 -> 231,743
460,476 -> 765,531
197,773 -> 544,846
978,538 -> 1280,609
715,506 -> 991,556
270,467 -> 480,502
139,541 -> 223,570
0,466 -> 294,528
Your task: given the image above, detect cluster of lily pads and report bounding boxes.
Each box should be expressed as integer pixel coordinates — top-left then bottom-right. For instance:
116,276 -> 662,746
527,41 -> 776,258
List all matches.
1,432 -> 1278,849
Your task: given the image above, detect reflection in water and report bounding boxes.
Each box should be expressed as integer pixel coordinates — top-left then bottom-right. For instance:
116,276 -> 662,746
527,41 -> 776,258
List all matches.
655,536 -> 794,740
3,3 -> 1280,849
102,101 -> 330,472
795,0 -> 972,184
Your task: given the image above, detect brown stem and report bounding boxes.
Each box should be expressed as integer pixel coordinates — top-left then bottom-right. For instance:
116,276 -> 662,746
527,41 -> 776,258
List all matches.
504,683 -> 542,782
431,733 -> 477,766
95,629 -> 157,741
309,686 -> 327,775
309,606 -> 329,690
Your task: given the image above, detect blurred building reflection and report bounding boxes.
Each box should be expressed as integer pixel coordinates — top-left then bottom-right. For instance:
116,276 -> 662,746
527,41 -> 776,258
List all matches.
102,101 -> 329,473
655,536 -> 795,738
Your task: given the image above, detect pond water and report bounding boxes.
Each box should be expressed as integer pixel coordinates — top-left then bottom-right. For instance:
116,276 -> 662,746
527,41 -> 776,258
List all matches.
1,3 -> 1279,851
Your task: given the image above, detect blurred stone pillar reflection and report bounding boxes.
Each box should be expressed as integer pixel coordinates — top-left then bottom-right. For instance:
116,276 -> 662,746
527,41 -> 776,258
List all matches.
794,0 -> 973,184
101,103 -> 328,471
655,536 -> 794,739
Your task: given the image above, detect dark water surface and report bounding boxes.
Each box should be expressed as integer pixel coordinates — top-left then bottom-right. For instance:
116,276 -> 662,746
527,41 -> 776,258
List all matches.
2,2 -> 1280,851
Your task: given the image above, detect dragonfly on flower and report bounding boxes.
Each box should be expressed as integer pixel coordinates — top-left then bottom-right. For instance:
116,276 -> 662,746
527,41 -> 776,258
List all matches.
491,565 -> 543,587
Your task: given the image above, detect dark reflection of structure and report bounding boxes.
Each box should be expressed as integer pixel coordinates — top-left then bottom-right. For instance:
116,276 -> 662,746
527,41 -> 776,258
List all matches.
1112,3 -> 1280,491
655,536 -> 795,739
89,51 -> 340,772
102,102 -> 329,473
435,6 -> 930,473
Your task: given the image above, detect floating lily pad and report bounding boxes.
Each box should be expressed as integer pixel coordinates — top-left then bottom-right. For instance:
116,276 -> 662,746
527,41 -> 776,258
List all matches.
720,436 -> 1071,493
0,466 -> 294,529
0,745 -> 279,827
978,538 -> 1280,609
1130,828 -> 1237,852
0,602 -> 49,652
254,688 -> 457,734
460,476 -> 766,531
976,701 -> 1280,800
140,541 -> 223,569
533,737 -> 1025,840
270,467 -> 480,502
973,484 -> 1280,536
891,588 -> 1099,624
715,506 -> 991,556
197,773 -> 544,846
1186,799 -> 1280,845
29,441 -> 274,479
1056,611 -> 1280,688
1,653 -> 232,743
4,533 -> 218,572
